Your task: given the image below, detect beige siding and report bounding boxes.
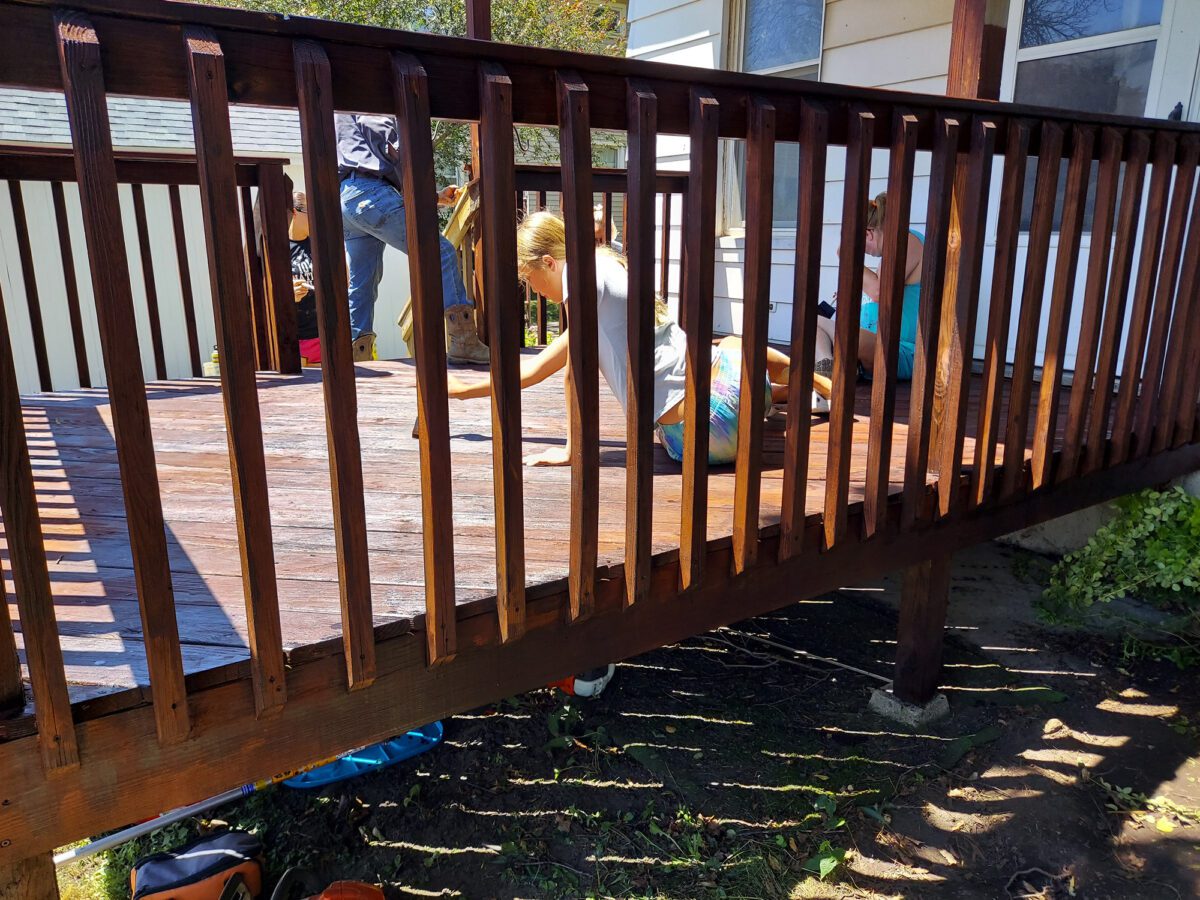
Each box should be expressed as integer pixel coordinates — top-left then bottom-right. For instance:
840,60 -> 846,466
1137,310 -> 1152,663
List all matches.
822,0 -> 953,52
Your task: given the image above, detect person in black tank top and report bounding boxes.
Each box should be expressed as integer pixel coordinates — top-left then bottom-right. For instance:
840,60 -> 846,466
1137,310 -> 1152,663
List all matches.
288,192 -> 323,365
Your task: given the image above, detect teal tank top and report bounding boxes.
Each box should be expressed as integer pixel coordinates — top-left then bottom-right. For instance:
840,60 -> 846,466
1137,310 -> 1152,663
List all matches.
859,230 -> 923,346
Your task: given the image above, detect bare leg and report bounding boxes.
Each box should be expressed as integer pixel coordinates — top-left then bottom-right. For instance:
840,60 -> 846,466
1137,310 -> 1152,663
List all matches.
857,328 -> 877,373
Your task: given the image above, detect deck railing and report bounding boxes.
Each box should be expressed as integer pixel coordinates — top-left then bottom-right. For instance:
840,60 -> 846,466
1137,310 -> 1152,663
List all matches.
2,0 -> 1200,873
0,146 -> 299,390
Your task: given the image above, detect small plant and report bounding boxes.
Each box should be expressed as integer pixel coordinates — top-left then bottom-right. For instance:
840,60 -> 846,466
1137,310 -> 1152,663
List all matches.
1038,487 -> 1200,666
802,840 -> 846,881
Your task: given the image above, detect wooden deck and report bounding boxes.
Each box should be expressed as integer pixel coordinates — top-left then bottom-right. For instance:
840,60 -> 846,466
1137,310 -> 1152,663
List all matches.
7,355 -> 1019,705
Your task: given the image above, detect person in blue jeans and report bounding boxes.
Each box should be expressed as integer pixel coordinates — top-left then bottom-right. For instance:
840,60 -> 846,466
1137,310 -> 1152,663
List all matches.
336,113 -> 488,363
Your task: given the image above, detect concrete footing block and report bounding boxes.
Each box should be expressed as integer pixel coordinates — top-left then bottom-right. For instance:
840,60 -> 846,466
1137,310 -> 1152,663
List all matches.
869,686 -> 949,727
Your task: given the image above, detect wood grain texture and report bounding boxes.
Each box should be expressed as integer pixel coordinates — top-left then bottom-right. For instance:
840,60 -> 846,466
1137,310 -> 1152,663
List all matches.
130,182 -> 168,380
50,181 -> 90,388
0,853 -> 58,899
1108,132 -> 1177,466
186,26 -> 287,716
1083,130 -> 1149,475
934,116 -> 997,518
1031,125 -> 1094,490
1135,139 -> 1198,458
1058,128 -> 1123,482
901,114 -> 958,527
54,9 -> 190,744
971,118 -> 1030,507
1000,120 -> 1063,499
478,61 -> 527,641
6,182 -> 52,392
0,284 -> 77,770
863,110 -> 917,538
392,51 -> 457,663
257,163 -> 300,374
779,100 -> 829,560
679,87 -> 719,590
824,105 -> 874,548
732,96 -> 775,571
624,79 -> 657,606
293,38 -> 376,688
557,69 -> 599,621
893,554 -> 951,704
167,184 -> 203,377
659,189 -> 672,303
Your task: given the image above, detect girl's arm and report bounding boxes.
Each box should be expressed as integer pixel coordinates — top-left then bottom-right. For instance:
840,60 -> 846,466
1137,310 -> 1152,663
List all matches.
447,328 -> 570,399
904,232 -> 924,283
861,265 -> 881,302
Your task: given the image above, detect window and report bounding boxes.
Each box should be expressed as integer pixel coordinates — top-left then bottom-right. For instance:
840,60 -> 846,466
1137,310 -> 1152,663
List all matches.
1009,1 -> 1165,228
727,0 -> 824,229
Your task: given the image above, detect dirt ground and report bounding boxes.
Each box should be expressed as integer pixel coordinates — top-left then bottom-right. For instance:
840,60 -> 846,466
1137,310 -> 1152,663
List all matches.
59,541 -> 1200,899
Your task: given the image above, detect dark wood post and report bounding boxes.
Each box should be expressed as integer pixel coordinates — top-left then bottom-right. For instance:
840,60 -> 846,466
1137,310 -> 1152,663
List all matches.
0,598 -> 21,718
894,555 -> 952,704
0,854 -> 59,899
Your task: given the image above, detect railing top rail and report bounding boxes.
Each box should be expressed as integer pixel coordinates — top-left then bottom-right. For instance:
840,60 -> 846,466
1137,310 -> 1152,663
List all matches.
2,0 -> 1197,158
0,145 -> 289,185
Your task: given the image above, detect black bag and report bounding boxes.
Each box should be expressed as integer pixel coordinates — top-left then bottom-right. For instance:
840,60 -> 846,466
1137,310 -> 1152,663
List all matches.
131,830 -> 264,899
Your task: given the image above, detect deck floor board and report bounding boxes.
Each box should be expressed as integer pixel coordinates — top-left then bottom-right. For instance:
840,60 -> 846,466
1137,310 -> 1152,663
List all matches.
5,356 -> 1038,702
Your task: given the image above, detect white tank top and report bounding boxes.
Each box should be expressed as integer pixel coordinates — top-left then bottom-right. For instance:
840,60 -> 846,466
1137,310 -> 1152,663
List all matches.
562,254 -> 688,423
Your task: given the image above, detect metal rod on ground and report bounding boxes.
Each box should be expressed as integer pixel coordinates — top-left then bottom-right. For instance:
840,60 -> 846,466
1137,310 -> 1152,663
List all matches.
53,746 -> 354,866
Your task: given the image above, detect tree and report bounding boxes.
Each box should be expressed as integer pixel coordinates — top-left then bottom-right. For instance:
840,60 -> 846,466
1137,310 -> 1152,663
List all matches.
208,0 -> 628,181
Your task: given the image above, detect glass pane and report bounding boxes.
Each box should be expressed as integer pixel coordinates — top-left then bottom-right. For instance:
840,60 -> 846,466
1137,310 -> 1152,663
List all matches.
736,142 -> 800,227
1015,41 -> 1153,229
1020,0 -> 1162,49
743,0 -> 822,71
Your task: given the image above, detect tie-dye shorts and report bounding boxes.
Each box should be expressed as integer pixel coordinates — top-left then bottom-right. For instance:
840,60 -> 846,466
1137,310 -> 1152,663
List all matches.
655,344 -> 772,465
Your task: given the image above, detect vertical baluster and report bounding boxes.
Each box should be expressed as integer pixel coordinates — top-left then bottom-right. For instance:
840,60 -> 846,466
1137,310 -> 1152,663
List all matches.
7,181 -> 52,391
239,184 -> 272,371
293,39 -> 376,687
603,191 -> 613,244
625,79 -> 658,606
1083,131 -> 1150,474
971,120 -> 1030,507
863,110 -> 918,537
131,183 -> 168,381
679,87 -> 719,589
732,96 -> 776,572
901,114 -> 959,527
557,70 -> 600,621
659,189 -> 672,302
1172,247 -> 1200,447
393,52 -> 458,663
0,282 -> 78,769
1000,121 -> 1064,498
1058,128 -> 1123,482
184,27 -> 287,715
1154,165 -> 1200,452
479,62 -> 527,640
257,163 -> 300,374
934,116 -> 997,518
50,180 -> 91,388
168,184 -> 203,377
780,100 -> 828,559
823,105 -> 874,548
54,10 -> 190,742
1108,133 -> 1177,465
1135,139 -> 1198,457
1031,125 -> 1094,490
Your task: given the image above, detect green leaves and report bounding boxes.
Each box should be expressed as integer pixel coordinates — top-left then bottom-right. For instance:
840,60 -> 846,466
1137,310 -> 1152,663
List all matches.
802,840 -> 846,881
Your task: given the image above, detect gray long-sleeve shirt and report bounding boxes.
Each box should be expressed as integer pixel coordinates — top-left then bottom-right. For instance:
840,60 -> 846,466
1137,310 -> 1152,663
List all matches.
335,114 -> 401,187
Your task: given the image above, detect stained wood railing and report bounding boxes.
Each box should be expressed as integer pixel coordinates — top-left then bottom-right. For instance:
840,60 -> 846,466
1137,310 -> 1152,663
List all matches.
0,146 -> 299,390
3,0 -> 1200,874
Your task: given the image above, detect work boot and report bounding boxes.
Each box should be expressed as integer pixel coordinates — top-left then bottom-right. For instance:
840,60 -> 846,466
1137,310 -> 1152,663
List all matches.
444,304 -> 490,364
352,331 -> 376,362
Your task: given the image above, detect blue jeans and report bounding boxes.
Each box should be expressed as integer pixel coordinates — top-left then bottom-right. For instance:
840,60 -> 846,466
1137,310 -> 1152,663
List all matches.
340,173 -> 469,338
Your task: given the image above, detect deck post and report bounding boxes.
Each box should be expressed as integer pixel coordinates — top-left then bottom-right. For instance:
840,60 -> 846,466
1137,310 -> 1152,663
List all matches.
929,0 -> 1007,470
0,854 -> 58,899
893,554 -> 953,705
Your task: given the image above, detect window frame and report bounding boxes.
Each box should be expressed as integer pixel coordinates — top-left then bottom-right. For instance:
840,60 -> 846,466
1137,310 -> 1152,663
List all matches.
718,0 -> 825,234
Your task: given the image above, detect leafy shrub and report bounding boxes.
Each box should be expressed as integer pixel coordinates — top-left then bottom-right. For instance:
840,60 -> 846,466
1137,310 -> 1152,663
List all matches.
1038,487 -> 1200,666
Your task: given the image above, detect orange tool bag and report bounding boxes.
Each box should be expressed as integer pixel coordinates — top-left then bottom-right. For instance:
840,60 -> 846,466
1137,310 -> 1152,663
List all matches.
131,830 -> 264,899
